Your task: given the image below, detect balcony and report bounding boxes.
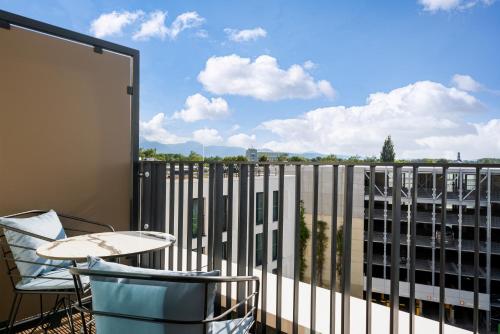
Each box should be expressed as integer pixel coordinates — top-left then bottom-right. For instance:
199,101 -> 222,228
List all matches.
1,9 -> 497,334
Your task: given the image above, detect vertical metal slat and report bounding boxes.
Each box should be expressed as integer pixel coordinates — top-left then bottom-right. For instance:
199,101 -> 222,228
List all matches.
409,166 -> 417,334
473,167 -> 480,333
177,162 -> 184,271
390,166 -> 402,334
330,165 -> 339,334
197,162 -> 204,271
213,163 -> 224,315
276,164 -> 285,333
261,164 -> 270,333
366,166 -> 375,334
226,164 -> 234,316
208,163 -> 215,271
186,163 -> 194,271
168,163 -> 175,270
311,164 -> 319,333
237,164 -> 249,317
341,165 -> 354,334
293,164 -> 301,334
439,167 -> 447,334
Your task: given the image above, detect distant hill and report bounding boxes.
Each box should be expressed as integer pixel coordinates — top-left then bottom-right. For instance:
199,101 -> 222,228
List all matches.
139,140 -> 329,159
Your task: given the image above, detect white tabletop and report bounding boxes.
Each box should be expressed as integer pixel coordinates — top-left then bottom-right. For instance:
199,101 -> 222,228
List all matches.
36,231 -> 176,261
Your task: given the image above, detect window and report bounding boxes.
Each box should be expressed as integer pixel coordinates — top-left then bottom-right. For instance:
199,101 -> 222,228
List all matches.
256,233 -> 263,266
222,241 -> 227,260
192,198 -> 205,238
272,229 -> 278,261
273,191 -> 279,221
465,174 -> 476,191
256,192 -> 264,225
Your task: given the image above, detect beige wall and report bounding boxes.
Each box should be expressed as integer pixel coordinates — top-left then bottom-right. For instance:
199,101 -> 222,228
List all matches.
0,25 -> 134,322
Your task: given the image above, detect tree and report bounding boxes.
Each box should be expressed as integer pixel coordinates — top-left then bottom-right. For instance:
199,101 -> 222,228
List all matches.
380,136 -> 395,162
259,155 -> 268,162
188,151 -> 203,161
299,201 -> 310,281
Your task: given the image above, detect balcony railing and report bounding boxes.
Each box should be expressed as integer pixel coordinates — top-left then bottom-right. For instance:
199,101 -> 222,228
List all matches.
137,161 -> 500,333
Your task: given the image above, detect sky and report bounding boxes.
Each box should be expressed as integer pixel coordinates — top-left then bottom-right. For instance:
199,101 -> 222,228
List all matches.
2,0 -> 500,159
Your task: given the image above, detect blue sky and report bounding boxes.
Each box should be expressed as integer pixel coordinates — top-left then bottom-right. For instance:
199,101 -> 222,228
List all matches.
2,0 -> 500,159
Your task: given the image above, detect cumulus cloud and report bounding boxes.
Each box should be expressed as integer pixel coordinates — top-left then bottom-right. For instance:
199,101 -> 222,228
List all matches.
90,10 -> 143,38
173,94 -> 230,122
224,27 -> 267,42
192,128 -> 223,145
140,113 -> 188,144
198,54 -> 335,101
227,133 -> 257,148
418,0 -> 495,12
132,10 -> 204,40
260,80 -> 493,159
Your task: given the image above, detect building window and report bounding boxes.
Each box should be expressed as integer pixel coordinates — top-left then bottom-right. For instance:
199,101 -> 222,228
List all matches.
256,233 -> 263,266
192,198 -> 204,238
222,241 -> 227,260
272,229 -> 278,261
273,191 -> 279,221
256,192 -> 264,225
465,174 -> 476,191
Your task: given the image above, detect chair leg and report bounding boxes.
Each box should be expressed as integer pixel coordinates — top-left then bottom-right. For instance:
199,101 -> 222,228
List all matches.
7,293 -> 22,334
64,296 -> 76,334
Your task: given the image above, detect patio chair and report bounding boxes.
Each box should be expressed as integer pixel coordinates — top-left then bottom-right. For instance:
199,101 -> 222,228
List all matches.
70,256 -> 260,334
0,210 -> 114,333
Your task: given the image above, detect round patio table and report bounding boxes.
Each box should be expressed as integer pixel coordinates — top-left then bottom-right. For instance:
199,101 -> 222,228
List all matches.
36,231 -> 176,261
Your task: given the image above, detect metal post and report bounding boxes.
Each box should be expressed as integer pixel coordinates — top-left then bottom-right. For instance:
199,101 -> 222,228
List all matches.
226,164 -> 234,314
293,164 -> 301,334
177,162 -> 184,271
168,163 -> 175,270
409,166 -> 417,334
276,164 -> 285,333
330,165 -> 339,334
439,166 -> 447,334
237,164 -> 248,317
187,163 -> 194,271
366,166 -> 375,334
261,164 -> 270,333
311,164 -> 319,333
196,162 -> 204,271
390,165 -> 402,334
473,167 -> 480,333
341,165 -> 354,334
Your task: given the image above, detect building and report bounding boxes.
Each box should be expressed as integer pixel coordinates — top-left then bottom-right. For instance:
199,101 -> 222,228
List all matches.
245,148 -> 288,162
363,166 -> 500,332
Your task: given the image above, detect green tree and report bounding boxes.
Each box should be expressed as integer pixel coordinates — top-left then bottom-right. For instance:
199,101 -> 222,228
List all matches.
316,220 -> 328,286
288,156 -> 308,162
299,201 -> 310,281
380,136 -> 395,162
259,155 -> 268,162
188,151 -> 203,161
222,155 -> 247,162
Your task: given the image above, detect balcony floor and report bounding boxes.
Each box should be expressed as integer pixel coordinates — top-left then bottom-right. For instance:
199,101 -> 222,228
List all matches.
19,314 -> 94,334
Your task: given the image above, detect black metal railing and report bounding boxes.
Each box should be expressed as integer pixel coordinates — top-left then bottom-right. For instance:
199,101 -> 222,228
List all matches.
137,161 -> 500,334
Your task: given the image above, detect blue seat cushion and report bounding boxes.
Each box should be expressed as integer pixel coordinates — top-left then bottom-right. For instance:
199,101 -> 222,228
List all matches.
88,257 -> 222,334
0,210 -> 71,280
16,263 -> 89,291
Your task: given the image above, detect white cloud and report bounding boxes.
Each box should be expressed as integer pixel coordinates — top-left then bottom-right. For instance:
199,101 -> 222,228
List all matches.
198,54 -> 335,101
260,80 -> 493,159
227,133 -> 257,148
169,11 -> 205,39
173,94 -> 229,122
196,29 -> 209,38
418,0 -> 495,12
451,74 -> 482,92
133,10 -> 204,40
192,128 -> 223,145
140,113 -> 188,144
90,10 -> 143,38
303,60 -> 316,70
224,27 -> 267,42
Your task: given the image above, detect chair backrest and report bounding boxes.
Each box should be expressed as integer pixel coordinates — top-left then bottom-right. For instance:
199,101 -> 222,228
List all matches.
71,258 -> 259,334
0,210 -> 71,287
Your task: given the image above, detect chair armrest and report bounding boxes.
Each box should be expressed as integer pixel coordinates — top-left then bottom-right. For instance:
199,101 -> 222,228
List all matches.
58,213 -> 115,232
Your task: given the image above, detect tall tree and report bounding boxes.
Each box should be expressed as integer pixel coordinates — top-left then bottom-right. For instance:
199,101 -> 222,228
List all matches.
380,135 -> 396,162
